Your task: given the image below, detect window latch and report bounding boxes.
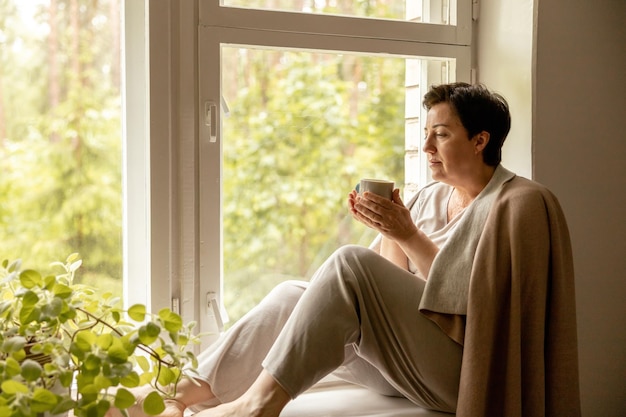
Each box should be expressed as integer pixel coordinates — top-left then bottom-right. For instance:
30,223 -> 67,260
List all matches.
204,101 -> 218,142
207,291 -> 229,332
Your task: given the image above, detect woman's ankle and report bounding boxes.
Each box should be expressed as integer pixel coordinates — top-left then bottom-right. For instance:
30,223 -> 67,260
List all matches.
242,371 -> 291,416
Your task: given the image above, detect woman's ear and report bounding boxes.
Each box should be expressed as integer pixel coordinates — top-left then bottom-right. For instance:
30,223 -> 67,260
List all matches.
474,131 -> 490,154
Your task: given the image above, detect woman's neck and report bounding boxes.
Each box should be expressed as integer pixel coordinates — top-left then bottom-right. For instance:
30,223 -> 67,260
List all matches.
447,164 -> 497,221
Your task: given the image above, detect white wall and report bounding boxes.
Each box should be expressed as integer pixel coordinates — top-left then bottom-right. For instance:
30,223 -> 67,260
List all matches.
475,0 -> 534,179
478,0 -> 626,416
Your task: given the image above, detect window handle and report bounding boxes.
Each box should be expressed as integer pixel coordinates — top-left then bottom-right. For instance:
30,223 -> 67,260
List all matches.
204,101 -> 217,142
207,291 -> 229,332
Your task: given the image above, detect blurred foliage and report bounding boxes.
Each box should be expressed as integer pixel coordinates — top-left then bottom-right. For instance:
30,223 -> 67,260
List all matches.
0,0 -> 122,295
222,49 -> 406,323
0,0 -> 407,324
224,0 -> 406,19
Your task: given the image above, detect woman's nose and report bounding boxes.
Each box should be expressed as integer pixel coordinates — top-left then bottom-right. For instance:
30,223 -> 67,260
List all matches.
422,135 -> 434,154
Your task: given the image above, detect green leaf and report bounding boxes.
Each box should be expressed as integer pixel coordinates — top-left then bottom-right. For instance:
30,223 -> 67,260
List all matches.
96,333 -> 114,350
3,357 -> 22,377
76,398 -> 110,417
10,348 -> 26,362
69,259 -> 83,273
74,331 -> 97,353
138,371 -> 155,386
94,374 -> 113,390
97,399 -> 112,417
20,358 -> 43,381
177,334 -> 189,346
107,362 -> 133,378
31,387 -> 58,413
187,351 -> 199,369
67,253 -> 81,264
114,388 -> 137,409
0,380 -> 28,394
120,370 -> 140,388
53,282 -> 73,299
0,300 -> 13,317
2,335 -> 27,352
84,353 -> 102,371
0,406 -> 13,417
137,322 -> 160,345
142,391 -> 165,416
127,304 -> 146,322
43,275 -> 57,290
19,290 -> 40,323
158,308 -> 183,333
52,397 -> 77,415
106,340 -> 129,364
112,310 -> 121,323
58,304 -> 77,322
135,355 -> 150,372
76,383 -> 99,404
156,366 -> 176,386
19,269 -> 42,289
59,368 -> 75,387
42,296 -> 64,317
7,259 -> 20,272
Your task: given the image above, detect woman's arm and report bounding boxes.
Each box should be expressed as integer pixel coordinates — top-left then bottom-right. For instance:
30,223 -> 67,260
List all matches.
379,237 -> 408,270
392,227 -> 439,279
349,189 -> 439,278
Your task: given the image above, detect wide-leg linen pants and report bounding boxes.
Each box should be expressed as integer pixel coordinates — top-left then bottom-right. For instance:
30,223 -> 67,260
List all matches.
191,245 -> 463,413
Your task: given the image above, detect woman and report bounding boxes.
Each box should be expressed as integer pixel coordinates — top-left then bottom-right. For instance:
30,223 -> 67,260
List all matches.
112,82 -> 580,417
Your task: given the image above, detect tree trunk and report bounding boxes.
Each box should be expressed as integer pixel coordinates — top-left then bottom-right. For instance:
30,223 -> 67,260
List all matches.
71,0 -> 80,82
47,0 -> 60,140
0,65 -> 6,146
110,0 -> 121,90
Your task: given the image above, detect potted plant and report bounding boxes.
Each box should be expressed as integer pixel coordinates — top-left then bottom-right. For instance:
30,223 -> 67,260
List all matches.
0,254 -> 202,417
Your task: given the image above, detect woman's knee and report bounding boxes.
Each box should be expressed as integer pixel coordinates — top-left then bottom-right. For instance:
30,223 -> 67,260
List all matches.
262,280 -> 307,309
332,245 -> 381,269
311,245 -> 381,286
333,244 -> 376,258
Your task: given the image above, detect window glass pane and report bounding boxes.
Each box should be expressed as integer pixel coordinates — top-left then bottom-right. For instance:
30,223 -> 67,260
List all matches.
222,0 -> 453,25
221,47 -> 453,325
0,1 -> 122,296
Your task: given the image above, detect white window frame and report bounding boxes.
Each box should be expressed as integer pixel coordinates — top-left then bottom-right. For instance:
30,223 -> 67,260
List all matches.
196,1 -> 472,347
125,1 -> 472,349
123,0 -> 197,317
122,0 -> 151,310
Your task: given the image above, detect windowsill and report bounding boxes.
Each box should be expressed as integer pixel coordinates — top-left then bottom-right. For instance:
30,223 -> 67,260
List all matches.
281,376 -> 453,416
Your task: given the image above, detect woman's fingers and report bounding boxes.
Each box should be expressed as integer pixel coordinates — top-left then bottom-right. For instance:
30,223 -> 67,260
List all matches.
353,191 -> 416,239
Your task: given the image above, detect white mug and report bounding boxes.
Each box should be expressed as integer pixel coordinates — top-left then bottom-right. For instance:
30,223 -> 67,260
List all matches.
358,179 -> 394,200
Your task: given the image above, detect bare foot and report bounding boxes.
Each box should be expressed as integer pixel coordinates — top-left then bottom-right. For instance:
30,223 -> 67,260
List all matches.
192,400 -> 277,417
193,371 -> 290,417
104,378 -> 214,417
106,401 -> 184,417
192,401 -> 242,417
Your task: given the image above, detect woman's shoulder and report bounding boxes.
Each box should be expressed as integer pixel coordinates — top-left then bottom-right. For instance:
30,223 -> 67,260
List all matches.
496,175 -> 564,215
407,180 -> 452,211
419,180 -> 453,199
501,175 -> 557,198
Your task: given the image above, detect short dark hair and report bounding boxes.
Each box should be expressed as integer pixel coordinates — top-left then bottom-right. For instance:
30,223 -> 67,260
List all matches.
422,82 -> 511,166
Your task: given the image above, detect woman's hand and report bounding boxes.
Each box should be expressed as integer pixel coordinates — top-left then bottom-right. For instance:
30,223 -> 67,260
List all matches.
348,188 -> 439,278
348,188 -> 417,243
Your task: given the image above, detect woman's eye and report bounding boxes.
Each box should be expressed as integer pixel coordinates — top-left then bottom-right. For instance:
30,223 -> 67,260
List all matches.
424,131 -> 445,140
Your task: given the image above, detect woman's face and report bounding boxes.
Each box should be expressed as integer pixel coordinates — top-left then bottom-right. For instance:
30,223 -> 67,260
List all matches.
423,102 -> 485,186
